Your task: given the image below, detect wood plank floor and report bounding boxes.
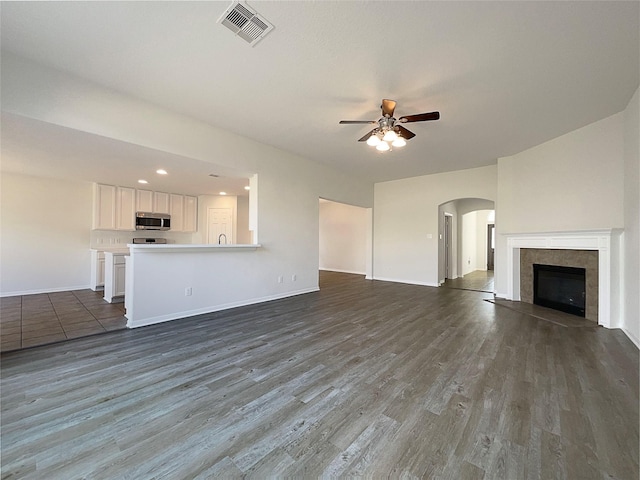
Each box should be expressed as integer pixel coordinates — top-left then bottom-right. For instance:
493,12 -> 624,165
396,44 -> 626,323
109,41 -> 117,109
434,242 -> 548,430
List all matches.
1,272 -> 637,479
443,270 -> 494,293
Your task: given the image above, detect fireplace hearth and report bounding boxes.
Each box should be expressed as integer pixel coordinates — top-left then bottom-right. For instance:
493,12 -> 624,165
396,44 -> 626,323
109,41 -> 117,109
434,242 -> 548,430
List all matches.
533,263 -> 586,317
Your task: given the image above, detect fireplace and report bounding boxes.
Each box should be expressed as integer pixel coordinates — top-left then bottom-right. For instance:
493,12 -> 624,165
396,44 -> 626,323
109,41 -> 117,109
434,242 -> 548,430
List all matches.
533,264 -> 586,317
504,230 -> 619,328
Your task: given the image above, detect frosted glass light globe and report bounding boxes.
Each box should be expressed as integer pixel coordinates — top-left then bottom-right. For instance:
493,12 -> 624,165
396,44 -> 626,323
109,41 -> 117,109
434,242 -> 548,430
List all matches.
366,134 -> 381,146
382,130 -> 397,142
392,137 -> 406,147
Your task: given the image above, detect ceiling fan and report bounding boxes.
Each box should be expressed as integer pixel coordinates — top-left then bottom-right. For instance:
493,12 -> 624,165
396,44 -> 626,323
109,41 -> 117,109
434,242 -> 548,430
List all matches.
339,99 -> 440,151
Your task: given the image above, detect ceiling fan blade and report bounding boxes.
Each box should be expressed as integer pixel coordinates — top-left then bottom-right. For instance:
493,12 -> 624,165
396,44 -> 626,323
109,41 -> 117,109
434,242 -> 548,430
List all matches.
339,120 -> 377,124
394,125 -> 416,140
358,129 -> 378,142
399,111 -> 440,123
381,99 -> 397,117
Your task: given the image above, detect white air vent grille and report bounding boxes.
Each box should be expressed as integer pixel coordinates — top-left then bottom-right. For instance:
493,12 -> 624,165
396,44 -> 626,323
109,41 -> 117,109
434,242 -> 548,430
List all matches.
218,2 -> 274,46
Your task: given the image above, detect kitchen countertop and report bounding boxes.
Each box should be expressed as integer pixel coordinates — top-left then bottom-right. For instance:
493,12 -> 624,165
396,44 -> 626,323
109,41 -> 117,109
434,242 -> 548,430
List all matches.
90,247 -> 130,253
127,243 -> 261,253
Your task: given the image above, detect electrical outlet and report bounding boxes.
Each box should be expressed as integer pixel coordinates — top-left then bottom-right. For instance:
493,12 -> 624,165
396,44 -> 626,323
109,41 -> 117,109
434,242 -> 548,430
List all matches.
185,287 -> 192,296
278,276 -> 283,284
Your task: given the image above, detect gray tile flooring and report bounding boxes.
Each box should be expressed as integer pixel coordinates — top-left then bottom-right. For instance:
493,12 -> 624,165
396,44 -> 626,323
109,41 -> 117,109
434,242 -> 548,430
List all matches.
0,290 -> 127,352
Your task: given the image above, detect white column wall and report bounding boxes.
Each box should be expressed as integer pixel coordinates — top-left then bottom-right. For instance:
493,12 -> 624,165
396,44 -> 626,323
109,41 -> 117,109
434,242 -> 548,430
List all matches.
623,87 -> 640,347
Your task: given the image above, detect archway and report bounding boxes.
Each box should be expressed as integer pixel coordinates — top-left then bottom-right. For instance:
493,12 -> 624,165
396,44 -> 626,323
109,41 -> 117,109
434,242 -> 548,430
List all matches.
438,198 -> 495,292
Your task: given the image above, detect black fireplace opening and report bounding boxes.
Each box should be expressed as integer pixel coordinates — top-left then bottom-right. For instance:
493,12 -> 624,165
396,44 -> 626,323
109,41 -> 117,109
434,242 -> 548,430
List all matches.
533,263 -> 586,317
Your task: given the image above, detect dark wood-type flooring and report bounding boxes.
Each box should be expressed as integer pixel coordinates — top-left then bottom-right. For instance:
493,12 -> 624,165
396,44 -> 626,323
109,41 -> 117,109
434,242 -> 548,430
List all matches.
443,270 -> 494,293
0,290 -> 127,352
1,272 -> 638,479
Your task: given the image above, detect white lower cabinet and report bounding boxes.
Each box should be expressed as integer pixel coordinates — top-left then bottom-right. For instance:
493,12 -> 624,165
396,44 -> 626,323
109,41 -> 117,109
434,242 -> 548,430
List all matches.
90,250 -> 106,290
104,252 -> 127,303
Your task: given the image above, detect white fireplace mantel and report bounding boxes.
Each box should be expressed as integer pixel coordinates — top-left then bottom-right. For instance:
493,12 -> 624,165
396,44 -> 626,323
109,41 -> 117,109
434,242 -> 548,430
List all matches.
504,229 -> 621,329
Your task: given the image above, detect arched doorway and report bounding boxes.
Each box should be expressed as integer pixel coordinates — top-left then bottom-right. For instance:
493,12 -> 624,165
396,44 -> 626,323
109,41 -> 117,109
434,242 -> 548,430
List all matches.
438,198 -> 495,293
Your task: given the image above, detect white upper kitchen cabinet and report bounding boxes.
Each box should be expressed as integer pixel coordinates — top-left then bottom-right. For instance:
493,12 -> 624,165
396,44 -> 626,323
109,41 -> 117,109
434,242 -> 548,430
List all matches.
93,183 -> 116,230
116,187 -> 136,230
136,189 -> 153,212
169,194 -> 185,232
184,196 -> 197,233
153,192 -> 170,214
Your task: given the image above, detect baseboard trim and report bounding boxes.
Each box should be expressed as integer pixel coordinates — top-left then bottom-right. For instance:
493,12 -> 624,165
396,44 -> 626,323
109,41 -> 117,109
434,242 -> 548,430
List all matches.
621,327 -> 640,349
126,287 -> 320,329
371,276 -> 439,288
319,268 -> 366,275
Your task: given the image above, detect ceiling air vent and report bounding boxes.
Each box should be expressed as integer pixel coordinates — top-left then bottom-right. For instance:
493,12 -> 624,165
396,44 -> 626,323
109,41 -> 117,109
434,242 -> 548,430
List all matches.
218,2 -> 274,46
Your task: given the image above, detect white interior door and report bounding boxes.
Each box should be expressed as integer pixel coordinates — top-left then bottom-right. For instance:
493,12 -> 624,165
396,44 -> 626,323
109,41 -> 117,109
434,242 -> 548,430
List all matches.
207,207 -> 233,244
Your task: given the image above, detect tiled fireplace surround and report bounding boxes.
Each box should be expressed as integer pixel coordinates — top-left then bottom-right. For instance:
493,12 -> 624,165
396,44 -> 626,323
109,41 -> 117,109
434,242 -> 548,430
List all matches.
520,249 -> 598,322
504,230 -> 618,328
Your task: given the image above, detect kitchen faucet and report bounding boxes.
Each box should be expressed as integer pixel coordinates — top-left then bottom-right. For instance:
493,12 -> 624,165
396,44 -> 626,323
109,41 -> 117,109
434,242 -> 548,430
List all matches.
218,233 -> 227,245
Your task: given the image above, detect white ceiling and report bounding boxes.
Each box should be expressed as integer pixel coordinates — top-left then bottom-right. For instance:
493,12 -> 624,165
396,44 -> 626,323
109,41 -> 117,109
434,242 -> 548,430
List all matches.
1,1 -> 638,190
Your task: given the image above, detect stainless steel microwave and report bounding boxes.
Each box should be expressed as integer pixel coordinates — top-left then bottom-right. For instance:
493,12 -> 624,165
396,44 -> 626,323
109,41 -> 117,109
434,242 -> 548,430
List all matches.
135,212 -> 171,231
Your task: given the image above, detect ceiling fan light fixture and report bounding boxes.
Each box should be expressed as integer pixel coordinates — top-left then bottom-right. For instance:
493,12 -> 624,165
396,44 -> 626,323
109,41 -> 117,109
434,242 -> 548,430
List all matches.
392,136 -> 406,147
366,134 -> 381,146
382,130 -> 397,142
339,99 -> 439,152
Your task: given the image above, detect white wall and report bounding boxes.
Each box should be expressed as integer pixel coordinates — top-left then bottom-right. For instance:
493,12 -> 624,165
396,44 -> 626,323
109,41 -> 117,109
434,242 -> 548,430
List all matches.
495,112 -> 626,297
374,165 -> 497,287
438,201 -> 458,282
460,209 -> 493,276
454,198 -> 495,276
319,200 -> 368,275
461,211 -> 477,276
193,195 -> 238,244
1,54 -> 373,305
0,173 -> 93,295
236,196 -> 252,245
623,87 -> 640,346
461,210 -> 493,275
474,210 -> 493,271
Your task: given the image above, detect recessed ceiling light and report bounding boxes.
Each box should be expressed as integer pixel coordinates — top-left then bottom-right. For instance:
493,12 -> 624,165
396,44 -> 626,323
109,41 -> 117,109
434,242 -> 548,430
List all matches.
220,191 -> 227,196
138,179 -> 148,184
244,186 -> 250,191
156,169 -> 168,175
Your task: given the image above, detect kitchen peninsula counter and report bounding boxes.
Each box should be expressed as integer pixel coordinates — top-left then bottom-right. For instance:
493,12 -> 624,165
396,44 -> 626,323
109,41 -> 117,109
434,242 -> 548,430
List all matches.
127,243 -> 261,253
124,243 -> 288,329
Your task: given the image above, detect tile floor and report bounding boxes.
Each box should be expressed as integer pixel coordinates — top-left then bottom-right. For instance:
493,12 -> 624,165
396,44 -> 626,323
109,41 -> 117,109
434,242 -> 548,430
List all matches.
0,290 -> 127,352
